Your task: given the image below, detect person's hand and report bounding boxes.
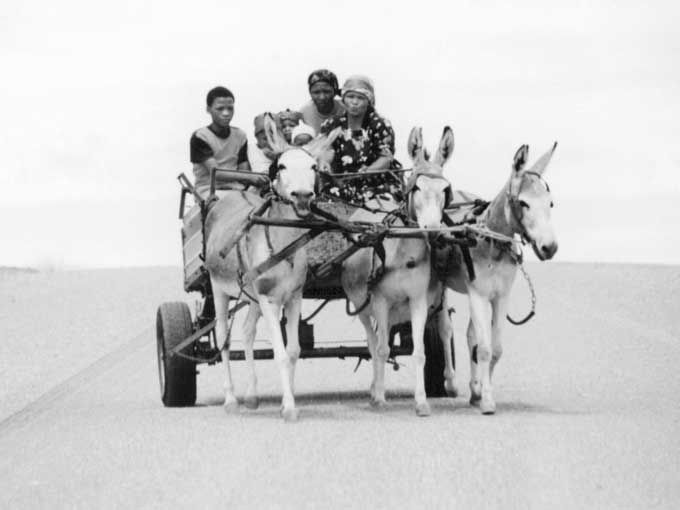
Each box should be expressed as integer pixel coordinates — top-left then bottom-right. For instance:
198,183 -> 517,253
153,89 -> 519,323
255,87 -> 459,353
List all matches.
358,165 -> 369,173
319,160 -> 332,174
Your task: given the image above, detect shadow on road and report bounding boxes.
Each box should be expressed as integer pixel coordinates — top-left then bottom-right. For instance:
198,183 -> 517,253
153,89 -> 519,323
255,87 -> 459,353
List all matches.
192,391 -> 586,419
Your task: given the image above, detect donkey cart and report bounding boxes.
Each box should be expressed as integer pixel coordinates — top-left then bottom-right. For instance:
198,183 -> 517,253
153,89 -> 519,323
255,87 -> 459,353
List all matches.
156,169 -> 469,407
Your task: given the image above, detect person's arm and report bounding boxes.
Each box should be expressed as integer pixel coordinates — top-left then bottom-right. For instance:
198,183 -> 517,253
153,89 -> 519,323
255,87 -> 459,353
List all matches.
318,148 -> 335,173
363,155 -> 392,171
197,157 -> 218,173
318,118 -> 339,173
237,140 -> 251,172
363,116 -> 395,171
190,132 -> 219,178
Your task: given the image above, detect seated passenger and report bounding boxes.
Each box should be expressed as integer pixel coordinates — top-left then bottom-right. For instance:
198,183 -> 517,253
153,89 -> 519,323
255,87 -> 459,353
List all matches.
248,113 -> 276,173
319,75 -> 398,174
190,86 -> 250,197
299,69 -> 346,134
291,120 -> 315,146
276,109 -> 303,144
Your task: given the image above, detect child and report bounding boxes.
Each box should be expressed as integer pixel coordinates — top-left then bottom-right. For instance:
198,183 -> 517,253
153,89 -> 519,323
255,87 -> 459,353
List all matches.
190,86 -> 250,197
248,113 -> 276,173
291,120 -> 315,146
276,109 -> 302,144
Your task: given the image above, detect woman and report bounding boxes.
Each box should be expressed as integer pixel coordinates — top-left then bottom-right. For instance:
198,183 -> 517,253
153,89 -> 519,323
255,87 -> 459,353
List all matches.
299,69 -> 346,133
319,75 -> 398,174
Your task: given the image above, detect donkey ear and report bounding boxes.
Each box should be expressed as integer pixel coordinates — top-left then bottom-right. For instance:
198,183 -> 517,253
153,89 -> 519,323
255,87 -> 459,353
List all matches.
308,126 -> 342,158
513,144 -> 529,173
433,126 -> 455,167
529,141 -> 558,176
264,112 -> 288,155
407,127 -> 425,162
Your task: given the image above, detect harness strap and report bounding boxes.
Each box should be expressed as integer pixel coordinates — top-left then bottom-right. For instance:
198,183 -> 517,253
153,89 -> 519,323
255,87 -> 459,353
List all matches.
235,243 -> 259,303
243,228 -> 324,284
346,293 -> 371,316
442,213 -> 476,281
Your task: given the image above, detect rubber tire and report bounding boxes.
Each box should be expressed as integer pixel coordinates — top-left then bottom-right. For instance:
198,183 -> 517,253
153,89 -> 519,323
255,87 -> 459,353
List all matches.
156,302 -> 196,406
424,317 -> 455,397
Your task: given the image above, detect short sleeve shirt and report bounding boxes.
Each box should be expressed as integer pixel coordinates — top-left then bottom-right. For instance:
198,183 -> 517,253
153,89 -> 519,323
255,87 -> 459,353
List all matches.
189,125 -> 249,195
319,110 -> 396,173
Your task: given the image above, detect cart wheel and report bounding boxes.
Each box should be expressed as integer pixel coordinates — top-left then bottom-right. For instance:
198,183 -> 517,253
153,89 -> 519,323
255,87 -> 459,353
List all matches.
424,317 -> 455,397
156,302 -> 196,407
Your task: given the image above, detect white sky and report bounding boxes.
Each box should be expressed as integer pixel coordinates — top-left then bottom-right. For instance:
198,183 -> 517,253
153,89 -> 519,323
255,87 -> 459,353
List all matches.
1,0 -> 679,267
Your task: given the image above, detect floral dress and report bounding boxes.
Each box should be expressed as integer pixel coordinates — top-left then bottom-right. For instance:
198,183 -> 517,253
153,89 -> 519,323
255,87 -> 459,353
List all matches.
319,109 -> 398,173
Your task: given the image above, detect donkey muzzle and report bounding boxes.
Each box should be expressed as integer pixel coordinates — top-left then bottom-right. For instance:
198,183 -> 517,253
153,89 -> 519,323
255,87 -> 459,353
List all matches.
291,190 -> 315,217
533,241 -> 558,261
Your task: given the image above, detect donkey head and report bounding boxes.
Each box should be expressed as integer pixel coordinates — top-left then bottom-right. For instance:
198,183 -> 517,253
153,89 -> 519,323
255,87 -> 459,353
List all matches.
406,126 -> 455,229
507,142 -> 559,260
264,114 -> 340,217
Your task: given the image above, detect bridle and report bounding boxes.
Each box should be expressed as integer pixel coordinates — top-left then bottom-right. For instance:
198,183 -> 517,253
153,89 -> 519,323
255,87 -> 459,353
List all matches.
505,170 -> 551,246
270,146 -> 321,214
404,172 -> 453,223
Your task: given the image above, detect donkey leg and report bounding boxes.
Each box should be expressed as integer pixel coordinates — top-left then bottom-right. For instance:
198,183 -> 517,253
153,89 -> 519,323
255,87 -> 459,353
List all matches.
214,289 -> 238,413
438,303 -> 458,398
410,295 -> 430,417
490,296 -> 508,381
469,292 -> 494,414
356,311 -> 379,401
259,297 -> 298,422
243,303 -> 261,410
283,291 -> 303,393
370,296 -> 390,408
467,318 -> 481,405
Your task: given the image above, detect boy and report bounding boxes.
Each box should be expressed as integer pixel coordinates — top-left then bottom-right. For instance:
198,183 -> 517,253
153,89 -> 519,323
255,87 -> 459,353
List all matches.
190,86 -> 250,197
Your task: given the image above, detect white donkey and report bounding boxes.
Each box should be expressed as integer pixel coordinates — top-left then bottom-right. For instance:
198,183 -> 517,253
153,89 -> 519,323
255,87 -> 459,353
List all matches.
204,114 -> 340,422
342,127 -> 455,416
441,143 -> 558,414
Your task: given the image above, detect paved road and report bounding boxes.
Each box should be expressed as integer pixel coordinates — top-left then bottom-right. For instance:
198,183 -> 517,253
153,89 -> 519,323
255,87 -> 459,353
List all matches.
1,264 -> 678,509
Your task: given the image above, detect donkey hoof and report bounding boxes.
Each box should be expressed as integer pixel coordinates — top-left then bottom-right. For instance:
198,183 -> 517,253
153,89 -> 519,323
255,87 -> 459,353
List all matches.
445,380 -> 459,398
469,394 -> 482,407
370,398 -> 388,410
243,396 -> 259,410
224,400 -> 240,414
281,407 -> 299,422
480,399 -> 496,415
415,401 -> 431,417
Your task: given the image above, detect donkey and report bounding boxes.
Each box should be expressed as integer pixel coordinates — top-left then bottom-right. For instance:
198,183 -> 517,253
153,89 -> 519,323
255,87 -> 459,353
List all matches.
341,126 -> 455,416
440,143 -> 558,414
204,114 -> 340,422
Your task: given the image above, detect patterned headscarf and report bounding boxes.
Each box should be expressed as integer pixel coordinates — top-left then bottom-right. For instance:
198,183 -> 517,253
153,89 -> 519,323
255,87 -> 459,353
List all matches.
307,69 -> 340,96
342,75 -> 375,106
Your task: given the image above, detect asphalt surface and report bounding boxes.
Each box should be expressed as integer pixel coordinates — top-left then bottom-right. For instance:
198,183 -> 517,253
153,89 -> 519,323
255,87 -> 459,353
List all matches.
0,264 -> 678,509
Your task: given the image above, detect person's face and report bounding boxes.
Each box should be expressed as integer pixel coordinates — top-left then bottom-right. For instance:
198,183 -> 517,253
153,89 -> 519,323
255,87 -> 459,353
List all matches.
207,97 -> 234,128
281,120 -> 296,143
310,81 -> 335,113
255,130 -> 269,150
255,130 -> 276,159
343,92 -> 369,117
